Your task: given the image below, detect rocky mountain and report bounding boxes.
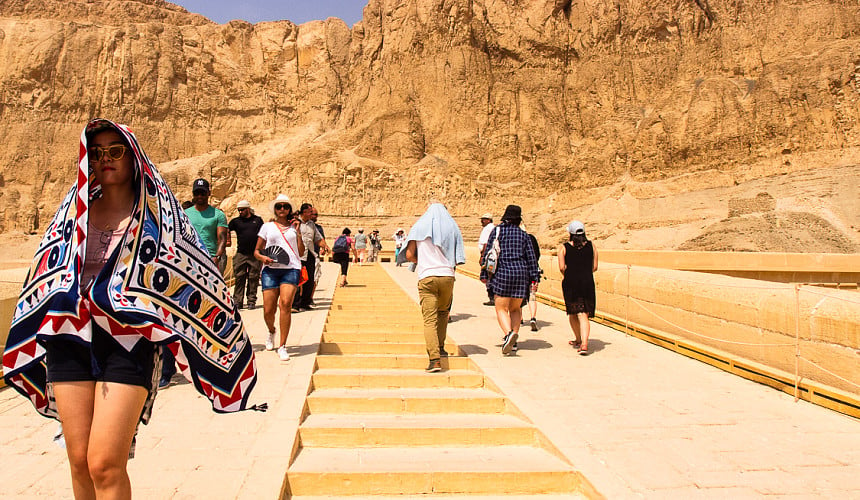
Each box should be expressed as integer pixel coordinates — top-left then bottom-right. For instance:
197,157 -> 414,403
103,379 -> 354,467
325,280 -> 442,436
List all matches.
0,0 -> 858,251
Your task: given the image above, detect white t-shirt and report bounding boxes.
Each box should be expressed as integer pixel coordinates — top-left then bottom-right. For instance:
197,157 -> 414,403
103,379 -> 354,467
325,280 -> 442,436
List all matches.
478,223 -> 496,251
416,238 -> 455,280
257,222 -> 301,270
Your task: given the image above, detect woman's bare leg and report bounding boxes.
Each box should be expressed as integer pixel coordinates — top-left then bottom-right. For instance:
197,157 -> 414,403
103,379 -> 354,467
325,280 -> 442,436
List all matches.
53,381 -> 97,500
278,283 -> 298,346
568,314 -> 582,345
577,313 -> 590,350
262,288 -> 279,334
88,381 -> 148,499
54,380 -> 147,500
494,296 -> 515,334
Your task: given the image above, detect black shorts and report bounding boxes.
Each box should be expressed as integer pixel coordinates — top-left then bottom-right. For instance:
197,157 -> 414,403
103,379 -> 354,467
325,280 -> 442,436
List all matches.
45,324 -> 157,391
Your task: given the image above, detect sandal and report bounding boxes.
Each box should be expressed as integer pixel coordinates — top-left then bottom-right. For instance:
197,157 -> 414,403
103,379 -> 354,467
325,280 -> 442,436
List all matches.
568,340 -> 582,349
578,344 -> 588,355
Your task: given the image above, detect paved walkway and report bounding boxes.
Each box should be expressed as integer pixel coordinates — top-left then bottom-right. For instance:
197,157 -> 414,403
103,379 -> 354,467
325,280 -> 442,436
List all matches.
1,261 -> 859,498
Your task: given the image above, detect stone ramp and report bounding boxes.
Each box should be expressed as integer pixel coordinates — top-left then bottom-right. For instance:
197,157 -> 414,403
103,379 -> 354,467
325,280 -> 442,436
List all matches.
286,264 -> 598,498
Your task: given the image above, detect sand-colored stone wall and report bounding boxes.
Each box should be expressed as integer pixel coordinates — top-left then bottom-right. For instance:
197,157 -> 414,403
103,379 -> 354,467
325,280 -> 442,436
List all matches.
461,246 -> 860,399
599,250 -> 860,285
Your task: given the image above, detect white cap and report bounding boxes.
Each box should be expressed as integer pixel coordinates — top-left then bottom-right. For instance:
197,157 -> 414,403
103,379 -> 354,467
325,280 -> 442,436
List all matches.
237,200 -> 251,209
480,213 -> 492,219
567,220 -> 585,235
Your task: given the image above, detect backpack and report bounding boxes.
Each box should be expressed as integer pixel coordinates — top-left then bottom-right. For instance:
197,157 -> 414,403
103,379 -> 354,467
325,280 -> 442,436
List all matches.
332,235 -> 349,253
481,228 -> 500,275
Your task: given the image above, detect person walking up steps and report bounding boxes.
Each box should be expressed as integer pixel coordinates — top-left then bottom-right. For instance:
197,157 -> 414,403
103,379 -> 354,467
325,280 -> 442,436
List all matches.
331,228 -> 358,287
558,220 -> 598,355
393,228 -> 406,265
398,203 -> 466,372
478,212 -> 496,306
229,200 -> 264,310
355,228 -> 368,265
254,194 -> 305,361
480,205 -> 540,356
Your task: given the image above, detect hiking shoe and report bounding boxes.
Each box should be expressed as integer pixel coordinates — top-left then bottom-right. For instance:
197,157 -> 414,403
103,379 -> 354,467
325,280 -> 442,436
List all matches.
425,359 -> 442,373
277,346 -> 290,361
247,303 -> 256,310
439,347 -> 449,358
502,332 -> 518,355
530,318 -> 538,332
483,300 -> 495,306
265,332 -> 275,351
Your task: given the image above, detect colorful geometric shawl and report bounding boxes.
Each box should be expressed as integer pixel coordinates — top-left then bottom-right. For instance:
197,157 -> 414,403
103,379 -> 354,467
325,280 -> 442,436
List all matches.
2,119 -> 261,420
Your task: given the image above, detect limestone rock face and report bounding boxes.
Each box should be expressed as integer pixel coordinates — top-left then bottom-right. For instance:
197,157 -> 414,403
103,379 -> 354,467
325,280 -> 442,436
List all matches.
0,0 -> 858,252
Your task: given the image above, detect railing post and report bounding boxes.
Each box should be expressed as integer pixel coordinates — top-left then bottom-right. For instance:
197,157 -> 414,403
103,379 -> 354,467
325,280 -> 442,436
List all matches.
626,264 -> 631,337
794,283 -> 801,402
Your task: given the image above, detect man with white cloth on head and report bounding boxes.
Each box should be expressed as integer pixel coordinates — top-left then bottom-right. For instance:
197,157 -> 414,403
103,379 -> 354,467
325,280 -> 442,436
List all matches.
397,203 -> 466,373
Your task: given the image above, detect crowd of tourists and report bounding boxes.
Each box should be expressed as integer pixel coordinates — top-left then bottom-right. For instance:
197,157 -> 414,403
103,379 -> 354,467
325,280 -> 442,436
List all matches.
1,119 -> 598,497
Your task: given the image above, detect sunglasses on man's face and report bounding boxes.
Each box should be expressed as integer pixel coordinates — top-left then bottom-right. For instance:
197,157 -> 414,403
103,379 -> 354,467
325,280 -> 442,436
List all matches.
88,144 -> 127,162
274,203 -> 290,210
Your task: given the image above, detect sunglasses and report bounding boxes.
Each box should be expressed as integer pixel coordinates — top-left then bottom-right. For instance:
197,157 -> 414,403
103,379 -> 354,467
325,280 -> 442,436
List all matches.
238,207 -> 250,211
274,203 -> 291,210
88,144 -> 127,162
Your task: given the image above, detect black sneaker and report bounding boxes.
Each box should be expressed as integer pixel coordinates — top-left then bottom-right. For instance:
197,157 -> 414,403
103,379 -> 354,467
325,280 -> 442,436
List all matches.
247,303 -> 256,310
530,318 -> 538,332
502,332 -> 518,355
483,300 -> 495,306
425,359 -> 442,373
439,347 -> 449,358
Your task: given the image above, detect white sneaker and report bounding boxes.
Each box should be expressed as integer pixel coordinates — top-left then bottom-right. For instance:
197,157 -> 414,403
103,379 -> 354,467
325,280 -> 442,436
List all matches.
265,332 -> 275,351
277,345 -> 290,361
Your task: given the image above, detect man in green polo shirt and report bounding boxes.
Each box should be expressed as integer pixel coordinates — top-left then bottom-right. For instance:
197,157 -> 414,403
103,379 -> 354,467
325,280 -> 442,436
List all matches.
185,178 -> 229,275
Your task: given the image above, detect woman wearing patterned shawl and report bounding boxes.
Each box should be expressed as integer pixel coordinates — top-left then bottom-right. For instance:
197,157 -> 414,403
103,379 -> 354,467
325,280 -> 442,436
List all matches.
2,119 -> 261,498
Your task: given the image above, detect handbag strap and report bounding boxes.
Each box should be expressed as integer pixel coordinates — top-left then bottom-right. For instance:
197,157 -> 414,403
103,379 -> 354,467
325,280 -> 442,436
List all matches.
276,223 -> 301,261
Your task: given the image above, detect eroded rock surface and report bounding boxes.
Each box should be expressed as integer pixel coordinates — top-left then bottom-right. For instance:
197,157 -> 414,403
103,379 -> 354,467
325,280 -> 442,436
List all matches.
0,0 -> 858,251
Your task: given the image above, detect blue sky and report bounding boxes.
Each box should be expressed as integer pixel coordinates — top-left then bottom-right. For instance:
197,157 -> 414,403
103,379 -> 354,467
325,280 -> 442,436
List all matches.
171,0 -> 367,26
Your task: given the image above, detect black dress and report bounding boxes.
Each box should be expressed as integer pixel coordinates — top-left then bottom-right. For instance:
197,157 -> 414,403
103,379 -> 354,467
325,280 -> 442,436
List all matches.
561,241 -> 595,317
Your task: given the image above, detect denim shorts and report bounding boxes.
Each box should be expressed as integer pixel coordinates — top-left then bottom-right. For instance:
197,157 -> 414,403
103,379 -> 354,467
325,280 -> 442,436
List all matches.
261,267 -> 300,290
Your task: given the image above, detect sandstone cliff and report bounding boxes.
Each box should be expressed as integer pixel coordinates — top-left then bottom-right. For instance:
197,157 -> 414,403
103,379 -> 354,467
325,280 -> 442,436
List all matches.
0,0 -> 858,251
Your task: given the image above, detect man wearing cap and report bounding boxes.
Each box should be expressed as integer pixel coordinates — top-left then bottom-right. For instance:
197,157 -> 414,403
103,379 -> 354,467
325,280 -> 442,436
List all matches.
293,202 -> 328,311
185,178 -> 229,275
229,200 -> 264,309
478,213 -> 496,306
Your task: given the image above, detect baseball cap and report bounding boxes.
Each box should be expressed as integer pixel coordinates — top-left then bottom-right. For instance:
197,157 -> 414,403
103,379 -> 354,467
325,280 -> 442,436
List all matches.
192,178 -> 210,193
567,220 -> 585,235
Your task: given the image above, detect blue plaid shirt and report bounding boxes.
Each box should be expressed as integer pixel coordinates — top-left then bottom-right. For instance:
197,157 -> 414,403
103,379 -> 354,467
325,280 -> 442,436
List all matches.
480,223 -> 540,298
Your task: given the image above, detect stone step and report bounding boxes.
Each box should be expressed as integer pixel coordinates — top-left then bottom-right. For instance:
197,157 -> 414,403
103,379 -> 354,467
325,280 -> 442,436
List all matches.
292,496 -> 585,500
315,354 -> 474,370
325,316 -> 422,325
306,387 -> 509,414
312,368 -> 485,389
319,341 -> 456,355
323,325 -> 425,334
286,446 -> 584,496
321,331 -> 427,343
299,413 -> 537,447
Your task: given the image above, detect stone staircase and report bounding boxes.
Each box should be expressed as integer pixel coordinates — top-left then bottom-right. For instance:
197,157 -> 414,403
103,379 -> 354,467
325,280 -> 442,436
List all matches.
285,264 -> 598,498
